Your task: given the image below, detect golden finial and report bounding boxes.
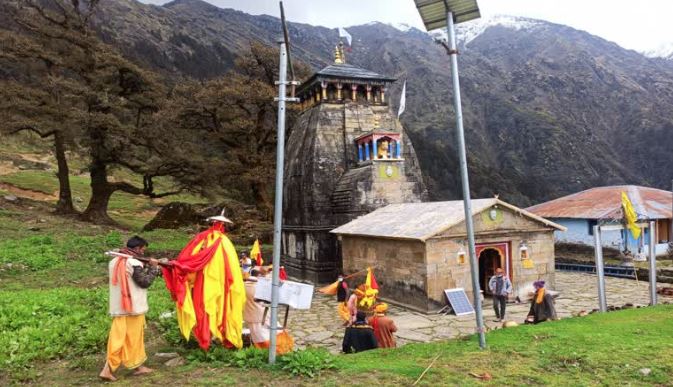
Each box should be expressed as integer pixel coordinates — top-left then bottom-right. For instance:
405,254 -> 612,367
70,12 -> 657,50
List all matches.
334,40 -> 345,64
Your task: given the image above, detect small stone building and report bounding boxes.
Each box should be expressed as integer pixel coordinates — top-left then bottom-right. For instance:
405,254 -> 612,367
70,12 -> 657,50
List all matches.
331,198 -> 565,313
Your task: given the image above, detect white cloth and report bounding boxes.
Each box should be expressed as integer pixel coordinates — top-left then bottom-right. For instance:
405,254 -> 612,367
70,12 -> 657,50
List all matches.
108,257 -> 149,316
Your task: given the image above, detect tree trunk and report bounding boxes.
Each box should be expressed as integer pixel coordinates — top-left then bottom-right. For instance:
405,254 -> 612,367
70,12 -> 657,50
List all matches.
53,131 -> 76,215
80,160 -> 116,225
251,181 -> 273,221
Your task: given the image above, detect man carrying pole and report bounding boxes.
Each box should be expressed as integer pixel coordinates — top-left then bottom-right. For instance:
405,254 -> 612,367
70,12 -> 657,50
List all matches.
99,236 -> 164,382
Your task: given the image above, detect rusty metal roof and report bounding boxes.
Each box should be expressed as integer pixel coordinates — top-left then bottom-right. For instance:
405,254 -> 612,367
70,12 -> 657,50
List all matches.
331,198 -> 565,241
526,185 -> 673,220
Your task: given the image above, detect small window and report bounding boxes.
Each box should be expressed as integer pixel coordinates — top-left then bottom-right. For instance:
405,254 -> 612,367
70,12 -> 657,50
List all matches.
588,220 -> 598,235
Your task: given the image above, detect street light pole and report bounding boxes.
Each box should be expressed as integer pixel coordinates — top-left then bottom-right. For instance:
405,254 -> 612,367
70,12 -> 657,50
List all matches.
446,11 -> 486,349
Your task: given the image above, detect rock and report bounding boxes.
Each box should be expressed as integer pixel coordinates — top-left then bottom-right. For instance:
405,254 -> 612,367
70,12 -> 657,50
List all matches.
74,196 -> 84,203
28,226 -> 41,231
164,356 -> 185,367
155,352 -> 180,359
38,218 -> 47,223
639,368 -> 651,376
142,202 -> 201,231
3,194 -> 18,202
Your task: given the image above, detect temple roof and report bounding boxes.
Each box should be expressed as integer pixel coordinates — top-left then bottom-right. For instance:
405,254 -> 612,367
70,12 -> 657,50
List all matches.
331,199 -> 565,241
315,63 -> 395,82
297,62 -> 395,97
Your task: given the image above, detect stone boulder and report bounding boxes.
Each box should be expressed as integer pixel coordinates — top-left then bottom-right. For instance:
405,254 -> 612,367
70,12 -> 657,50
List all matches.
142,202 -> 201,231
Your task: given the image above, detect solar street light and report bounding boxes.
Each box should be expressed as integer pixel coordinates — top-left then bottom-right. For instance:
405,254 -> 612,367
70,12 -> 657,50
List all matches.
412,0 -> 486,349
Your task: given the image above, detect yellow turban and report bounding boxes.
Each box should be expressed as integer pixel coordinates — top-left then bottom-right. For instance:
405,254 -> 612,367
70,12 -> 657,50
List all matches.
374,303 -> 388,314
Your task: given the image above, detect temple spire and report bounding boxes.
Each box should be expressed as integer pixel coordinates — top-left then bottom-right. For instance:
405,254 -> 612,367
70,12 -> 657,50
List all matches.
334,40 -> 345,64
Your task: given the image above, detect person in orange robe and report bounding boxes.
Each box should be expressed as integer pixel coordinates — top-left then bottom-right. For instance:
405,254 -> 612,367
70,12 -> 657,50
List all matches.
368,303 -> 397,348
99,236 -> 162,382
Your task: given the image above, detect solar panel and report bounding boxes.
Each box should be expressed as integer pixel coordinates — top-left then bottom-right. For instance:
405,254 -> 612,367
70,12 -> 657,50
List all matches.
444,288 -> 475,316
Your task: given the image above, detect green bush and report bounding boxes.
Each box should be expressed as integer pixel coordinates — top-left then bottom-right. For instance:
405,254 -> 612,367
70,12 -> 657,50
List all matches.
0,231 -> 127,271
0,235 -> 63,270
278,348 -> 335,377
0,287 -> 109,373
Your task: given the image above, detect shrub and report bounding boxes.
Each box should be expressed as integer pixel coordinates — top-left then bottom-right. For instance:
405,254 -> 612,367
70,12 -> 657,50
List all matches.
0,235 -> 62,270
277,348 -> 335,377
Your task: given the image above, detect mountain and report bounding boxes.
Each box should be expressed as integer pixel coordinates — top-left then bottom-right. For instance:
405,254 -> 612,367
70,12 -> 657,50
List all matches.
19,0 -> 673,206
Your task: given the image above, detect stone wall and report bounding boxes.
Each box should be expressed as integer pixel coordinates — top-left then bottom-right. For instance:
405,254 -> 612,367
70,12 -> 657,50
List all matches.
426,205 -> 557,309
340,235 -> 427,310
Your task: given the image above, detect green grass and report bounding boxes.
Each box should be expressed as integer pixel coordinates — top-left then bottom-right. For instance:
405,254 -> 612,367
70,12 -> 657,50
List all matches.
0,284 -> 176,381
332,306 -> 673,385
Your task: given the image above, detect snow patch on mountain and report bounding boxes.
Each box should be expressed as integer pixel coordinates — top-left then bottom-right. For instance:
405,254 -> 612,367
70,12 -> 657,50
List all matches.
642,42 -> 673,60
427,15 -> 541,46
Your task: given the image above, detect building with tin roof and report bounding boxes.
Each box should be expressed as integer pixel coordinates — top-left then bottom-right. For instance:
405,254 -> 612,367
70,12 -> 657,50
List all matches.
527,185 -> 672,255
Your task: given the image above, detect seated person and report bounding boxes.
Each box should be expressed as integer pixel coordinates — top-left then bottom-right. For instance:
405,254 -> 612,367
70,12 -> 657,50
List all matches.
525,280 -> 557,324
342,311 -> 378,353
368,303 -> 397,348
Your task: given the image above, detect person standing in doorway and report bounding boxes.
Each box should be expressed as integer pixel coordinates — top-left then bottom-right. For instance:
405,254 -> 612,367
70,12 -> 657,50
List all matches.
488,267 -> 512,322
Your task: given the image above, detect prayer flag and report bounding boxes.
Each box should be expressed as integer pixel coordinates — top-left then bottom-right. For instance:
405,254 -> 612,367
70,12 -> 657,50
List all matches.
250,239 -> 263,266
338,27 -> 352,46
398,80 -> 406,118
365,267 -> 379,290
621,191 -> 641,239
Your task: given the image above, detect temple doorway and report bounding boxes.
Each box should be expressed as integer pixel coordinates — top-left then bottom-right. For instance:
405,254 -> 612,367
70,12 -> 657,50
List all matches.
478,248 -> 502,296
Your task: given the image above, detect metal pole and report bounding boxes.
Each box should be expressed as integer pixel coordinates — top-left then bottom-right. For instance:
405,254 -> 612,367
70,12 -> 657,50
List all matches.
446,11 -> 485,349
648,220 -> 657,305
593,225 -> 607,312
268,38 -> 288,364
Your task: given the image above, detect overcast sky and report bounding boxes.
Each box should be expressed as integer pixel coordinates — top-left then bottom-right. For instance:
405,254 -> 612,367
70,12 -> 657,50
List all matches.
139,0 -> 672,53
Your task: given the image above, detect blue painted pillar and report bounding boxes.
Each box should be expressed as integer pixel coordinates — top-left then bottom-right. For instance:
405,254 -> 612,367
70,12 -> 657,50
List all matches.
396,141 -> 401,158
365,143 -> 370,160
388,142 -> 392,158
358,144 -> 363,162
373,139 -> 378,160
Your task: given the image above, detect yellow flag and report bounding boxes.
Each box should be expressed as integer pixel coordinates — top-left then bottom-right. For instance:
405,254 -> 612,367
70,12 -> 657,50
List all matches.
250,239 -> 263,266
621,192 -> 641,239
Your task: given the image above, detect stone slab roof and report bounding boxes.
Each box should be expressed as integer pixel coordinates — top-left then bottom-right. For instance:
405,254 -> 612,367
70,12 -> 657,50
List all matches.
526,185 -> 673,220
315,63 -> 396,81
331,198 -> 565,241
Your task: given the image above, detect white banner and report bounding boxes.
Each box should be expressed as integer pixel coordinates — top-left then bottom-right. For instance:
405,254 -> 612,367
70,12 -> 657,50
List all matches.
398,80 -> 406,118
255,277 -> 314,310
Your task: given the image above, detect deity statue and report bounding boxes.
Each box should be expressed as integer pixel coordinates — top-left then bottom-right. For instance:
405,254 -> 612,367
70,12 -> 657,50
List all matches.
378,140 -> 389,159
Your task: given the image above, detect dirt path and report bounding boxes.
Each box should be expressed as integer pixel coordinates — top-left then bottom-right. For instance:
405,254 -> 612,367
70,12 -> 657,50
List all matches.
0,182 -> 57,201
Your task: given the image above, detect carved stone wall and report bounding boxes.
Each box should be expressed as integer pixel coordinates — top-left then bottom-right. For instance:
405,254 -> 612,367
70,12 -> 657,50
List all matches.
282,102 -> 427,283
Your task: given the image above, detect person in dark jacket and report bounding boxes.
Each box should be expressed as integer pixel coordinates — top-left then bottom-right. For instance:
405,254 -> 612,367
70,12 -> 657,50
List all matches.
342,311 -> 378,353
525,280 -> 557,324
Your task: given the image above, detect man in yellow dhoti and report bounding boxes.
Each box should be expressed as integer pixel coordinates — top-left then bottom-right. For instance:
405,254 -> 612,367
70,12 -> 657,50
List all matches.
100,236 -> 161,382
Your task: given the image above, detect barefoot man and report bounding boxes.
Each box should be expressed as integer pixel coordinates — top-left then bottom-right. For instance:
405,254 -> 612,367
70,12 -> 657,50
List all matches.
100,236 -> 161,381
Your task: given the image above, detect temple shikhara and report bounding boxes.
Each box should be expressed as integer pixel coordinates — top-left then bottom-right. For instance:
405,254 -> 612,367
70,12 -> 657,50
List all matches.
282,42 -> 427,282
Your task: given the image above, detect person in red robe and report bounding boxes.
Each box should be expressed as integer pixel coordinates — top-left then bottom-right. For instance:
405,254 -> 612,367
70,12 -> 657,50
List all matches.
368,303 -> 397,348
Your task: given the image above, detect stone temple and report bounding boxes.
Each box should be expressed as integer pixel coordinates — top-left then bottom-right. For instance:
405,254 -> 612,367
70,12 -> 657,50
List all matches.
282,43 -> 427,283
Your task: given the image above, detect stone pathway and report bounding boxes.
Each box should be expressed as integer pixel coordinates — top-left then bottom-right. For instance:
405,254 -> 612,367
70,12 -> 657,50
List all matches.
282,272 -> 672,353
